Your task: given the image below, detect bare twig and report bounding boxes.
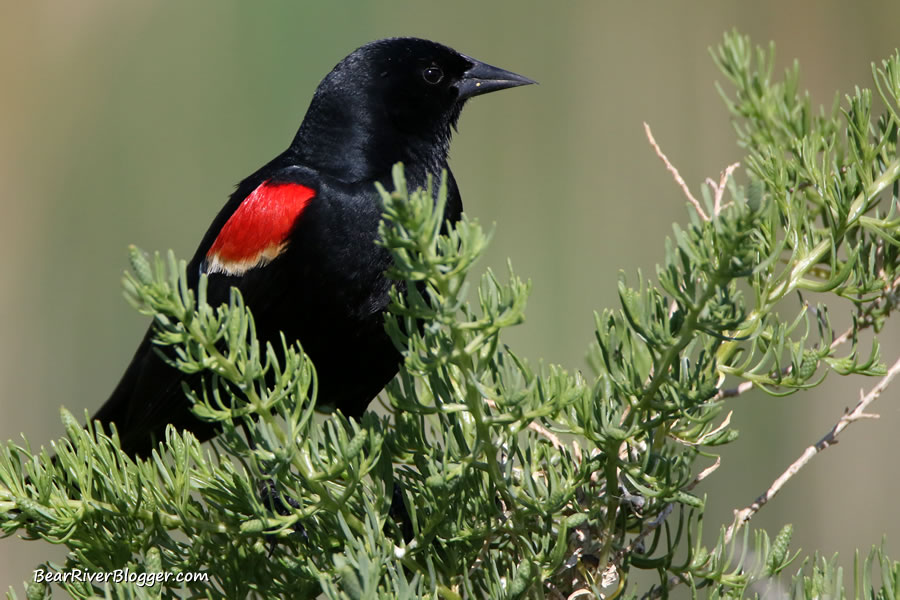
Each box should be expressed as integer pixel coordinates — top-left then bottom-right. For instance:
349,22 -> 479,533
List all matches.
716,380 -> 755,399
705,162 -> 740,216
527,420 -> 565,451
687,456 -> 722,490
829,324 -> 855,352
484,398 -> 566,451
644,122 -> 709,221
723,353 -> 900,543
613,503 -> 675,565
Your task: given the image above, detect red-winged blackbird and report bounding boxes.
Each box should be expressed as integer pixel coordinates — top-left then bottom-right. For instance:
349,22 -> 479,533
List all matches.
93,38 -> 534,457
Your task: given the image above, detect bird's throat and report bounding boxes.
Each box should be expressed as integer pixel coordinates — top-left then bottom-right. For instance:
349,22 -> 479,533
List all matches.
289,97 -> 452,185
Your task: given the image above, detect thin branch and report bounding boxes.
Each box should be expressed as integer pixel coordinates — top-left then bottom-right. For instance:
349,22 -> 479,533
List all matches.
614,503 -> 675,565
716,380 -> 754,399
829,323 -> 855,351
716,270 -> 900,399
687,456 -> 722,490
642,574 -> 686,600
644,122 -> 709,221
485,398 -> 565,451
611,457 -> 720,575
716,326 -> 848,400
705,162 -> 740,216
723,353 -> 900,543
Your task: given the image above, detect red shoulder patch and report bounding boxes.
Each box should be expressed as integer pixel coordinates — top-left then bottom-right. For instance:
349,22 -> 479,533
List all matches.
204,181 -> 315,276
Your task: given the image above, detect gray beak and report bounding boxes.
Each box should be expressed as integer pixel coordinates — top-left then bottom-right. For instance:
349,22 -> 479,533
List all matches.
456,58 -> 536,101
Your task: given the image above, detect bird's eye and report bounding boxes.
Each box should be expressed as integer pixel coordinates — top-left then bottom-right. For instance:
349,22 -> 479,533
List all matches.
422,66 -> 444,85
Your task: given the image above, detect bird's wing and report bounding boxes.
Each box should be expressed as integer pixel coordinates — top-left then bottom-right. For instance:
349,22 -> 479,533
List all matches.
95,166 -> 320,456
201,179 -> 316,277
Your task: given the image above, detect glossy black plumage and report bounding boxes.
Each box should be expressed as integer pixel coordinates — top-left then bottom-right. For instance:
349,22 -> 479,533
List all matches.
93,37 -> 533,457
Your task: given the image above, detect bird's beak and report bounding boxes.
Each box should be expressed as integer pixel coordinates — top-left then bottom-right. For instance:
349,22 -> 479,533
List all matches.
457,57 -> 536,101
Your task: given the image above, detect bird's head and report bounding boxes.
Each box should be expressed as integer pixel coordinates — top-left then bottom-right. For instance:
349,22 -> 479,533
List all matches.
291,37 -> 535,181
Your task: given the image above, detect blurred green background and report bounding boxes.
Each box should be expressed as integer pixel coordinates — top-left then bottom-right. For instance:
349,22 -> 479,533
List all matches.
3,0 -> 900,592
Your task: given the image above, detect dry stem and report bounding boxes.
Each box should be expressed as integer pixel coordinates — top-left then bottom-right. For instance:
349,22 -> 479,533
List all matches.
643,122 -> 709,221
723,353 -> 900,543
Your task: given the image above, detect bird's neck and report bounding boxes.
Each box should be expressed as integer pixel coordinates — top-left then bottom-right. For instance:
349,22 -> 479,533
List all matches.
288,97 -> 452,185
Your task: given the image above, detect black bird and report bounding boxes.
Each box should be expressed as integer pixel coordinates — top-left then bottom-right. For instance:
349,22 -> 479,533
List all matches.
93,38 -> 534,457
